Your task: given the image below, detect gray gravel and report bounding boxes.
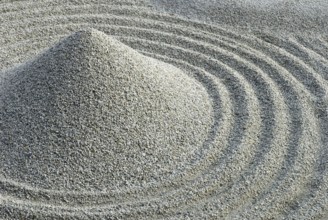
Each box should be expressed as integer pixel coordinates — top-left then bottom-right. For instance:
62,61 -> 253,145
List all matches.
151,0 -> 328,34
0,29 -> 212,191
0,1 -> 327,219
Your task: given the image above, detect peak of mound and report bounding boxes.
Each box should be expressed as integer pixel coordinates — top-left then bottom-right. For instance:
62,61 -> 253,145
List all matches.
0,29 -> 213,190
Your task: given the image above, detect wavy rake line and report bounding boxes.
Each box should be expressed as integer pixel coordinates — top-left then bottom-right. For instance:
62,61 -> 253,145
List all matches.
0,0 -> 146,14
0,1 -> 327,219
217,34 -> 322,218
133,36 -> 298,218
118,37 -> 280,206
0,7 -> 318,183
0,34 -> 241,199
253,35 -> 328,97
1,33 -> 282,217
136,44 -> 266,215
275,36 -> 328,62
112,24 -> 322,218
0,43 -> 233,210
0,5 -> 150,24
292,37 -> 328,82
0,28 -> 320,218
0,34 -> 260,217
199,30 -> 324,212
0,20 -> 262,182
1,12 -> 324,100
106,31 -> 314,217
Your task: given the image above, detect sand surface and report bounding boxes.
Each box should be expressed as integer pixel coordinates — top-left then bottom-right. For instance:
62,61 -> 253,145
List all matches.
152,0 -> 328,34
0,0 -> 328,219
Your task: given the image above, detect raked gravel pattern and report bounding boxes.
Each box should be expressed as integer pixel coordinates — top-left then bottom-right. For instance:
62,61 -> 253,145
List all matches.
0,0 -> 328,219
0,29 -> 213,192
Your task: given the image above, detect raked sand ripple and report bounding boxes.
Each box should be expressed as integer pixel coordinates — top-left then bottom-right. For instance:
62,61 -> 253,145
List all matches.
0,0 -> 328,219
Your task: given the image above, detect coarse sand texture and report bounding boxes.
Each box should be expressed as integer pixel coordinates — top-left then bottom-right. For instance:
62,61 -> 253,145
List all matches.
0,0 -> 328,219
0,29 -> 213,190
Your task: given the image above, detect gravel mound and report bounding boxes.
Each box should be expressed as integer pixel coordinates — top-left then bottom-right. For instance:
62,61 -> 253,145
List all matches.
0,29 -> 212,191
0,1 -> 327,219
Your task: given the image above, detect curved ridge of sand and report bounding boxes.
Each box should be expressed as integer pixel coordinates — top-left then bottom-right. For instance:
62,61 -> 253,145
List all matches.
0,1 -> 327,219
0,28 -> 212,191
152,0 -> 328,34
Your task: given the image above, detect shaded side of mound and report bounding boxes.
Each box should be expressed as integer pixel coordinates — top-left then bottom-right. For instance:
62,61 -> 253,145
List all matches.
0,29 -> 213,191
